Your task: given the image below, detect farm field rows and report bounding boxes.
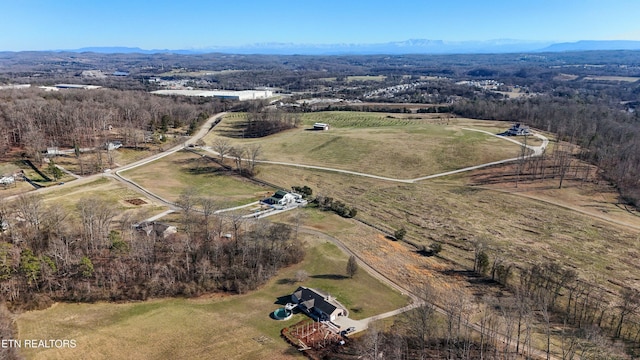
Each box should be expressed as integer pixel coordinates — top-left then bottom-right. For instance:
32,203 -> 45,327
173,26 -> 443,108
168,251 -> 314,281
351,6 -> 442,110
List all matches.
17,235 -> 409,360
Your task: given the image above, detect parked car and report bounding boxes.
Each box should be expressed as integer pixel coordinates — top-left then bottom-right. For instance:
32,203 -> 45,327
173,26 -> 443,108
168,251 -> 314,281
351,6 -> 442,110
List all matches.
341,326 -> 356,336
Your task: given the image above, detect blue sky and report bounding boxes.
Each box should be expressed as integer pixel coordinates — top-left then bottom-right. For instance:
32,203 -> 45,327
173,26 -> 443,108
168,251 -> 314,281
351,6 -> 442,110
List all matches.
2,0 -> 639,51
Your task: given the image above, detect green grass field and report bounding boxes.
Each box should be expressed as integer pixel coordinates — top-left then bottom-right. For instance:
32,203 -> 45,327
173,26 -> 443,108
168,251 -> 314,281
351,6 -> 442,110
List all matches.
17,235 -> 409,360
122,151 -> 272,208
205,112 -> 521,179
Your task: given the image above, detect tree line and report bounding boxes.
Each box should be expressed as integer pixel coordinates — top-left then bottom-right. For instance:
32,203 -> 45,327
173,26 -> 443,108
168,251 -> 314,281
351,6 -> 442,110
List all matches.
452,95 -> 640,208
0,88 -> 228,164
0,192 -> 304,310
466,240 -> 640,359
344,273 -> 635,360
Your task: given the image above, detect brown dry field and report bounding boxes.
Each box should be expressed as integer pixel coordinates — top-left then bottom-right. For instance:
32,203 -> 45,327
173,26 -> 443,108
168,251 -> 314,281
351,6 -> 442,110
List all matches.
264,158 -> 640,357
0,181 -> 33,199
583,75 -> 640,82
256,159 -> 640,298
40,177 -> 169,223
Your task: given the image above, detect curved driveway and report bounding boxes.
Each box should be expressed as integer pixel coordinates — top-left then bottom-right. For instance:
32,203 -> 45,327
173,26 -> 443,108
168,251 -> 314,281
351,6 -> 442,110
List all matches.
300,227 -> 555,359
201,129 -> 549,184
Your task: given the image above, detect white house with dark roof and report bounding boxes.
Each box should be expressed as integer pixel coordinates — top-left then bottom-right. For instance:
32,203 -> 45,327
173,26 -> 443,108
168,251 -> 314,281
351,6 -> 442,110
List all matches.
291,286 -> 347,321
263,190 -> 297,206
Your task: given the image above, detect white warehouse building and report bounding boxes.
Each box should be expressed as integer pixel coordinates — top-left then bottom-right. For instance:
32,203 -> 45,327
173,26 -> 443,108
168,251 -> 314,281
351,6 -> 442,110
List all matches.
151,89 -> 273,101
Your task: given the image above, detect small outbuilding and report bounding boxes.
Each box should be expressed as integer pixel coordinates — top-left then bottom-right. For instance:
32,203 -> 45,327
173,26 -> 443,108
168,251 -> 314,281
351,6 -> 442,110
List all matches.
313,122 -> 330,131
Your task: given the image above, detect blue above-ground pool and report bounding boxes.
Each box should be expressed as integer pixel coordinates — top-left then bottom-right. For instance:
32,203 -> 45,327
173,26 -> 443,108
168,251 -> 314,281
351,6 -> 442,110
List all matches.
273,307 -> 293,320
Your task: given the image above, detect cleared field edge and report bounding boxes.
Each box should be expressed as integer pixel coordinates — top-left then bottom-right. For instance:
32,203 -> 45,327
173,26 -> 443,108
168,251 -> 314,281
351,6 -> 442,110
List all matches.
16,235 -> 409,360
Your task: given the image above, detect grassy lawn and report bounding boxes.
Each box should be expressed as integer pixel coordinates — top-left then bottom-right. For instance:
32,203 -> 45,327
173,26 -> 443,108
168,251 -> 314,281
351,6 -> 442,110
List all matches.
40,177 -> 169,222
122,151 -> 272,208
111,148 -> 158,166
204,112 -> 521,179
16,234 -> 409,360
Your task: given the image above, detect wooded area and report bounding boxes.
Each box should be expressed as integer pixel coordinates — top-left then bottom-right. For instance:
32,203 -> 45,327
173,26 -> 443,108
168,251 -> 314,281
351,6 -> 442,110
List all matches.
452,96 -> 640,207
0,193 -> 304,308
0,89 -> 227,163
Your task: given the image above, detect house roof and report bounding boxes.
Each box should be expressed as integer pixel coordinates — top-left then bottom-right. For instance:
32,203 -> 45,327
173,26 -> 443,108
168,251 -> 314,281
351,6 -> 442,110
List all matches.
293,286 -> 343,317
136,221 -> 176,237
273,190 -> 288,199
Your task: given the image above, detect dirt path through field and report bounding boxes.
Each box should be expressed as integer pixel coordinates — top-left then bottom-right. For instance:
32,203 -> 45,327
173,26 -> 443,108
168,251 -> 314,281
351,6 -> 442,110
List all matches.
201,129 -> 548,183
483,184 -> 640,232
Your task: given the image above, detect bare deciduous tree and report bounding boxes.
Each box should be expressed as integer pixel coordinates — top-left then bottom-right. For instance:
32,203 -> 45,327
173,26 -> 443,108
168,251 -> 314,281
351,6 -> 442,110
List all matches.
212,138 -> 231,163
246,144 -> 262,175
295,269 -> 309,283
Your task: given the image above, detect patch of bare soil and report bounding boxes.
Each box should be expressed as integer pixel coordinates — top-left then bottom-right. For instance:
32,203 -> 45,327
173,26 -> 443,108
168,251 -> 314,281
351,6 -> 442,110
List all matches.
125,198 -> 147,206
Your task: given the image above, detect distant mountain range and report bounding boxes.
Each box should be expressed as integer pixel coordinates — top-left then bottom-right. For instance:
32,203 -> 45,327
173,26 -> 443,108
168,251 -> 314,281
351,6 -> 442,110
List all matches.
67,40 -> 640,55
